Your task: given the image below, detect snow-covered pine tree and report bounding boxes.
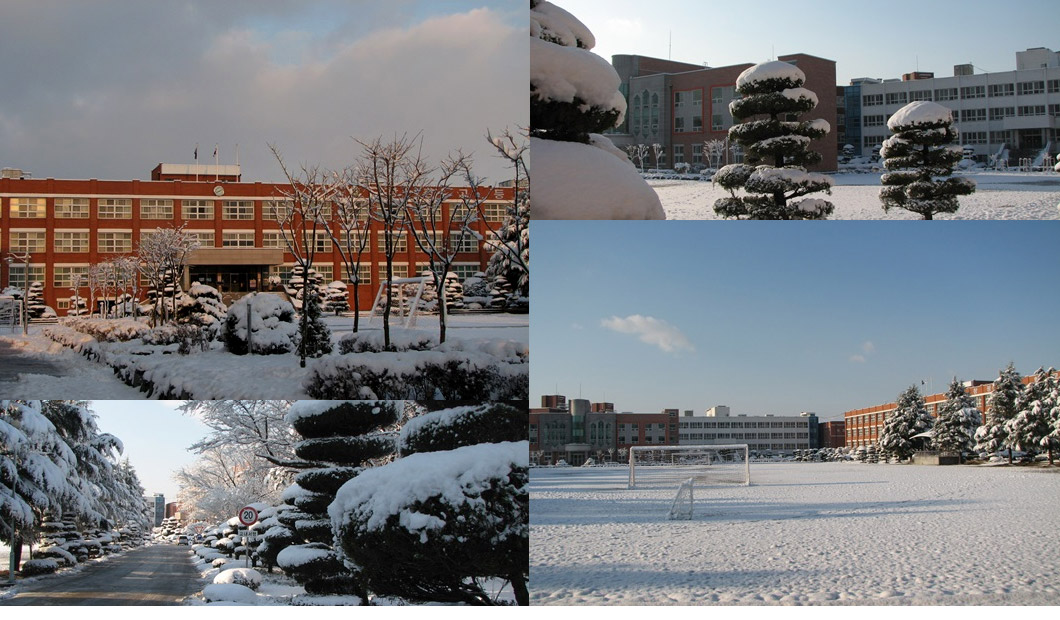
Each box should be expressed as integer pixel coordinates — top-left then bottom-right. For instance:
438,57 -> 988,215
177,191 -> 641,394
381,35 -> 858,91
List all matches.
490,274 -> 513,310
1005,367 -> 1057,463
878,385 -> 933,462
295,289 -> 332,366
442,272 -> 464,313
330,402 -> 529,606
530,0 -> 664,218
323,281 -> 349,315
176,283 -> 227,330
932,378 -> 981,461
879,101 -> 976,219
25,281 -> 51,319
278,401 -> 399,602
975,362 -> 1023,463
67,294 -> 88,317
713,60 -> 834,220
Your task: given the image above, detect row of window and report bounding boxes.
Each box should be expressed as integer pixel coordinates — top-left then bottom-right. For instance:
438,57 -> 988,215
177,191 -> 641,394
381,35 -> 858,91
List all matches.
6,230 -> 482,255
683,432 -> 808,440
679,420 -> 802,429
863,79 -> 1060,107
6,261 -> 484,290
3,198 -> 509,222
864,128 -> 1030,149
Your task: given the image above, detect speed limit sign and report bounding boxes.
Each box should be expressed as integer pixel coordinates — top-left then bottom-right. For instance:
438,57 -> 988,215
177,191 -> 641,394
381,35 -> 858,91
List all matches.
238,506 -> 259,526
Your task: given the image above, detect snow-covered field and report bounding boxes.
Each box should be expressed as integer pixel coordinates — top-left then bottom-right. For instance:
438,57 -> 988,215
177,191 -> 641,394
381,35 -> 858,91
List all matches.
530,462 -> 1060,605
654,171 -> 1060,220
0,312 -> 528,399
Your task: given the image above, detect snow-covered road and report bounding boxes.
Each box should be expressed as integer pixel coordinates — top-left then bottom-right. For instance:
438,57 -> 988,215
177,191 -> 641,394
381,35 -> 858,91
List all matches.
530,462 -> 1060,605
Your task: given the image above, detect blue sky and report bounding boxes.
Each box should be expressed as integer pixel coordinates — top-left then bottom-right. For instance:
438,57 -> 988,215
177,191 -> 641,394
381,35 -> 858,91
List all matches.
90,401 -> 209,501
557,0 -> 1060,84
530,222 -> 1060,421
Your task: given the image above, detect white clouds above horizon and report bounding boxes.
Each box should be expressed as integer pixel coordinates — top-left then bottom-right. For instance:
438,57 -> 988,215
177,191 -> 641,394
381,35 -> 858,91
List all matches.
601,314 -> 694,354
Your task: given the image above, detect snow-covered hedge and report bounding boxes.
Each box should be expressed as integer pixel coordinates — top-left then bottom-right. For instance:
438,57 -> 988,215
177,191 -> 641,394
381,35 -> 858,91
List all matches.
223,293 -> 299,355
399,403 -> 527,456
303,348 -> 528,400
337,330 -> 437,354
60,316 -> 152,342
20,558 -> 60,576
42,325 -> 96,352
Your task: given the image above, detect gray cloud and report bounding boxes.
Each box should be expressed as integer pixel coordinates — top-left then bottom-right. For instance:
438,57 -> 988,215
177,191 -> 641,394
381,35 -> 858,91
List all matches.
0,1 -> 525,183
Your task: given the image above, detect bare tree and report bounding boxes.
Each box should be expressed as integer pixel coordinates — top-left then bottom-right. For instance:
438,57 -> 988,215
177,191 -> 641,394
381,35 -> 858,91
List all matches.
268,144 -> 336,367
324,166 -> 373,333
405,151 -> 490,343
355,134 -> 434,349
137,225 -> 200,325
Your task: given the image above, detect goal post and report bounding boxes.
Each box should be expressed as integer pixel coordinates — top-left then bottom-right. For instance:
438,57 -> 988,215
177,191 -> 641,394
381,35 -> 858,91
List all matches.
628,444 -> 750,489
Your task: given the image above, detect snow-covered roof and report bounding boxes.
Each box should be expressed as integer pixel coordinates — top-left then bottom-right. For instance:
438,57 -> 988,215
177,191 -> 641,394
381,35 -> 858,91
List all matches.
736,61 -> 806,89
887,101 -> 954,130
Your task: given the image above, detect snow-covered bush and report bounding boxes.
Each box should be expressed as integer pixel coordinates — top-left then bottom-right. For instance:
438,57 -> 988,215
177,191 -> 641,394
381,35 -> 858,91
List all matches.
462,273 -> 491,306
20,558 -> 60,576
222,293 -> 299,355
530,0 -> 663,219
399,402 -> 527,455
337,330 -> 437,354
330,440 -> 529,605
60,316 -> 152,342
214,567 -> 263,591
140,323 -> 211,354
303,349 -> 528,400
880,101 -> 976,219
201,583 -> 260,604
713,61 -> 834,220
35,546 -> 77,567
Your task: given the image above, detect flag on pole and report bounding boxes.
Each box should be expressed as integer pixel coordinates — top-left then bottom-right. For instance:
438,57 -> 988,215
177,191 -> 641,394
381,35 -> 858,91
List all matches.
194,145 -> 198,161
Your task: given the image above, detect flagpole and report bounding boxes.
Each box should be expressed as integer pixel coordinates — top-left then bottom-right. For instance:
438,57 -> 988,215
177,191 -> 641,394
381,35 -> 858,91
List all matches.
214,144 -> 219,182
194,143 -> 199,182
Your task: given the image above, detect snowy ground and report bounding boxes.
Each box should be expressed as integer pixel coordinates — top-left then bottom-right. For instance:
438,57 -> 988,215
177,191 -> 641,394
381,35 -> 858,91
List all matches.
653,171 -> 1060,220
530,462 -> 1060,606
0,312 -> 528,399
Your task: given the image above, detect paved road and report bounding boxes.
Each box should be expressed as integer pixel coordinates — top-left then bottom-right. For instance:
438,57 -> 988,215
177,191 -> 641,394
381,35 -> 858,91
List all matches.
0,339 -> 67,382
0,544 -> 201,606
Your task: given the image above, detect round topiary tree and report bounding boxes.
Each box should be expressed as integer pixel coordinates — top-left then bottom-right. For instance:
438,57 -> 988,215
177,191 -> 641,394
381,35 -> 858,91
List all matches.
176,283 -> 228,329
330,403 -> 529,606
278,401 -> 400,601
713,60 -> 834,220
530,0 -> 664,219
879,101 -> 976,219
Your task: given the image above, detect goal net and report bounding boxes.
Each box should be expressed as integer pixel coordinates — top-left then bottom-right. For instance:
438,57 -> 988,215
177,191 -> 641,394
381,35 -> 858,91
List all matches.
628,444 -> 750,489
668,478 -> 695,520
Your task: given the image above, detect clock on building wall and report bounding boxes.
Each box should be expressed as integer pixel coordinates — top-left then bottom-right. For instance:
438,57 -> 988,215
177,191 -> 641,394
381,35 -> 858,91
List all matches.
213,185 -> 225,196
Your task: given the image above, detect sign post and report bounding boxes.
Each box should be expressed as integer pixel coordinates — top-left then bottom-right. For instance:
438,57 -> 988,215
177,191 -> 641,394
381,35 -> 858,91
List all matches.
237,506 -> 259,568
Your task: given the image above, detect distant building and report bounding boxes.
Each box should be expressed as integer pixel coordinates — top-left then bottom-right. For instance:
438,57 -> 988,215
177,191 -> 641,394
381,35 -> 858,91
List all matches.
530,395 -> 678,465
144,493 -> 165,527
606,53 -> 839,172
165,501 -> 181,521
678,408 -> 819,455
854,48 -> 1060,163
818,420 -> 846,449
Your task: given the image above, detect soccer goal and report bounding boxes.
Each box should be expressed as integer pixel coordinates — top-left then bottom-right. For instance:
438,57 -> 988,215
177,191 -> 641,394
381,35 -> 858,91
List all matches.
668,478 -> 695,520
628,444 -> 751,489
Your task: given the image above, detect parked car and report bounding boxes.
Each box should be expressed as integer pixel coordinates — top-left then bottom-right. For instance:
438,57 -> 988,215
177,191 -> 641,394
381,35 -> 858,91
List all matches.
177,535 -> 190,546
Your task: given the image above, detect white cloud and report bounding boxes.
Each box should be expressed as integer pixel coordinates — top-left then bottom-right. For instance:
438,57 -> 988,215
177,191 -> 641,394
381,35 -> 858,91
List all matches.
850,341 -> 875,363
601,314 -> 694,354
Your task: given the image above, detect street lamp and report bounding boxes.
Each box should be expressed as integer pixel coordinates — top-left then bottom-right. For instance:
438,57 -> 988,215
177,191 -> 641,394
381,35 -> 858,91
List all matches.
4,252 -> 30,336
